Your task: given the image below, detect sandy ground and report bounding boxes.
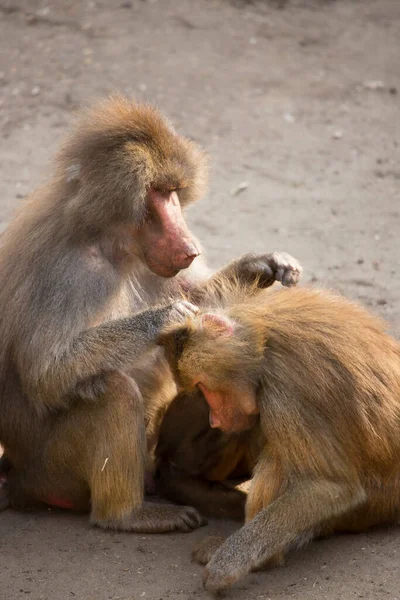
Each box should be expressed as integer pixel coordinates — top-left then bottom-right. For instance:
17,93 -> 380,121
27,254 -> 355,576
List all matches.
0,0 -> 399,598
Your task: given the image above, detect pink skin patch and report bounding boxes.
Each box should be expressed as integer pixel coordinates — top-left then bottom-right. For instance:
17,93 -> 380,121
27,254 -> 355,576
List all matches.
138,189 -> 200,277
197,383 -> 258,433
201,313 -> 234,335
42,470 -> 156,510
43,495 -> 75,510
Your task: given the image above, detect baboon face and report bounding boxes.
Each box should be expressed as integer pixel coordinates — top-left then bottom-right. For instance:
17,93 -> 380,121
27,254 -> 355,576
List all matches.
159,312 -> 260,432
135,188 -> 200,278
60,97 -> 208,278
195,382 -> 259,433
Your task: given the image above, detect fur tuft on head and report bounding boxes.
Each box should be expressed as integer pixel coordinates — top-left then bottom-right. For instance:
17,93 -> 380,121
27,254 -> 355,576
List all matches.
158,306 -> 263,393
56,95 -> 209,231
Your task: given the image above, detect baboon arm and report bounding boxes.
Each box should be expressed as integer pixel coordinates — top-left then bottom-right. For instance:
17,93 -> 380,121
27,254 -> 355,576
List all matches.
23,305 -> 179,405
245,450 -> 285,521
202,478 -> 366,594
188,252 -> 302,305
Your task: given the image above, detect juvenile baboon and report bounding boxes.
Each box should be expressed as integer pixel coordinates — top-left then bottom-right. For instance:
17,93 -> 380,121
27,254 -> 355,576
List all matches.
0,95 -> 301,533
155,388 -> 258,521
159,284 -> 400,592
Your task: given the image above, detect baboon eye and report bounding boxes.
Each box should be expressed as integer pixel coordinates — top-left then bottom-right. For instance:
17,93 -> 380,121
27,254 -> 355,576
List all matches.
153,186 -> 178,194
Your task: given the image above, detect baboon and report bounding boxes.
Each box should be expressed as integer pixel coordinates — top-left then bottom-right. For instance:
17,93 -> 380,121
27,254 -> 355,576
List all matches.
155,388 -> 260,521
0,95 -> 301,533
159,284 -> 400,592
155,268 -> 305,520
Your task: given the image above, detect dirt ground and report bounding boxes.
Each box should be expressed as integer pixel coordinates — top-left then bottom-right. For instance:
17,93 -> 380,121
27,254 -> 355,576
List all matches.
0,0 -> 399,599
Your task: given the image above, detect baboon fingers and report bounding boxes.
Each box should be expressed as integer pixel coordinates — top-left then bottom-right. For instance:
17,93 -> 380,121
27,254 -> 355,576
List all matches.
202,542 -> 252,595
178,506 -> 208,533
192,535 -> 226,565
169,300 -> 199,321
269,251 -> 302,287
234,252 -> 302,289
92,502 -> 207,534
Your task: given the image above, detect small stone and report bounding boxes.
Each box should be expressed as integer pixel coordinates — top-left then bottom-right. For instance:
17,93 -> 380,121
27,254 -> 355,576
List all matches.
138,83 -> 147,92
283,112 -> 295,123
230,181 -> 249,196
363,80 -> 385,91
31,85 -> 41,96
25,14 -> 38,24
332,130 -> 343,140
64,92 -> 73,106
37,7 -> 50,16
249,37 -> 257,45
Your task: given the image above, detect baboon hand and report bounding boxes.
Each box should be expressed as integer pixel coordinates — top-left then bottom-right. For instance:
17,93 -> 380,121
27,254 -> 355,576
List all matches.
166,300 -> 199,323
202,535 -> 253,594
192,535 -> 226,565
237,252 -> 302,289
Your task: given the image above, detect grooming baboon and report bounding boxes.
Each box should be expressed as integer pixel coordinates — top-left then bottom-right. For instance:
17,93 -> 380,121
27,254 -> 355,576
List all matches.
0,95 -> 301,533
159,285 -> 400,592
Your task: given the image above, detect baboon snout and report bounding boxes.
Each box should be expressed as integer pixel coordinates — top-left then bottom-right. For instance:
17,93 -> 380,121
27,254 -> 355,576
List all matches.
139,189 -> 200,276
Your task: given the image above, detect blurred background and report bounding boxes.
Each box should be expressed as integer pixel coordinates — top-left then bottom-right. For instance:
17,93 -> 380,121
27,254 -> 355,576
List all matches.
0,1 -> 399,599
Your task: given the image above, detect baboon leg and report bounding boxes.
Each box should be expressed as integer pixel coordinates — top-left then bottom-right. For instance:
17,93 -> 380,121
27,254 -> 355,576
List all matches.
203,479 -> 365,594
12,372 -> 205,533
325,470 -> 400,534
245,450 -> 286,568
245,451 -> 284,521
84,372 -> 205,532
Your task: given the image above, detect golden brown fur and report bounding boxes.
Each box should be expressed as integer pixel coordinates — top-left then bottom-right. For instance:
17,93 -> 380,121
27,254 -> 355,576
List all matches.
159,285 -> 400,593
155,270 -> 302,520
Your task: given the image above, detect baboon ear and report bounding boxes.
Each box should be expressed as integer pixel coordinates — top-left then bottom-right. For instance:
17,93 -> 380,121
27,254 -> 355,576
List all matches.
201,313 -> 234,336
157,325 -> 191,364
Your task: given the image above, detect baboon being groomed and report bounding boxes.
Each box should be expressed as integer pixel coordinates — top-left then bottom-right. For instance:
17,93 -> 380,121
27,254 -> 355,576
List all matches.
159,283 -> 400,592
